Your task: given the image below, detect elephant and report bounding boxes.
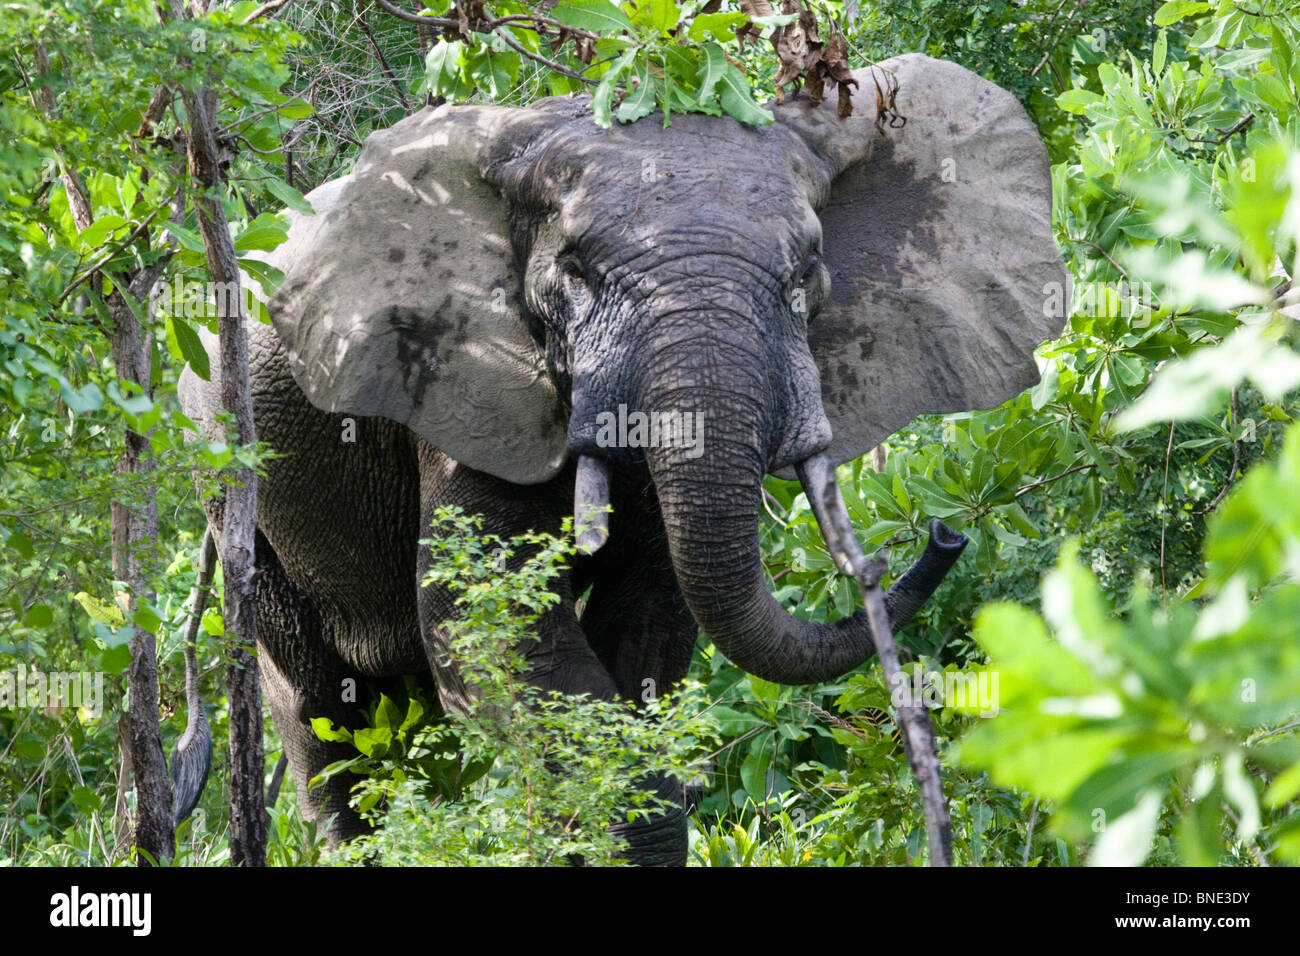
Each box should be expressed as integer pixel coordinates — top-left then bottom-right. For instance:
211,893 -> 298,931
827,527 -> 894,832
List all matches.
178,53 -> 1067,865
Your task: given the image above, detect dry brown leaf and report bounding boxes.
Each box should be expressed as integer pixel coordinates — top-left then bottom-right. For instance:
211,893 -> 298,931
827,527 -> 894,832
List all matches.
736,0 -> 774,49
869,66 -> 905,133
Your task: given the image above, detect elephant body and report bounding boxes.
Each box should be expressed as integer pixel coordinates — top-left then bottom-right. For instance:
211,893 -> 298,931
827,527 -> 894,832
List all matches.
179,54 -> 1067,864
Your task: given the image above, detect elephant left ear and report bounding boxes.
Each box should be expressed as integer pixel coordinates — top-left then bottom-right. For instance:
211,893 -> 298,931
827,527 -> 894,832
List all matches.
775,53 -> 1069,469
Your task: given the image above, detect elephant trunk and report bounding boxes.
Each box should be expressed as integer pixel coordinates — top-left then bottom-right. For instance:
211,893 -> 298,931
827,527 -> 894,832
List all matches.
642,391 -> 967,685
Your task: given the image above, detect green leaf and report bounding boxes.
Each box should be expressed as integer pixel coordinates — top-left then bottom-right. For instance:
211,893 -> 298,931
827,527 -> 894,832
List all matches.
276,98 -> 314,120
374,694 -> 402,732
552,0 -> 635,34
238,257 -> 285,297
1250,73 -> 1293,113
1056,88 -> 1102,114
634,0 -> 677,35
1117,328 -> 1300,431
310,717 -> 352,743
25,604 -> 53,628
1154,1 -> 1210,27
264,177 -> 314,215
1264,759 -> 1300,807
688,11 -> 747,42
353,727 -> 392,758
615,60 -> 657,123
718,65 -> 773,125
591,47 -> 636,128
73,592 -> 125,627
233,213 -> 290,253
71,785 -> 103,815
132,605 -> 163,635
77,214 -> 128,249
6,530 -> 35,560
201,608 -> 224,637
697,43 -> 728,103
400,696 -> 426,732
101,643 -> 131,675
167,315 -> 210,381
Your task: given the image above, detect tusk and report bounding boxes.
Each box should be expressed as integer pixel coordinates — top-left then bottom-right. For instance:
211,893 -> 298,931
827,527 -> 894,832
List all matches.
575,455 -> 613,555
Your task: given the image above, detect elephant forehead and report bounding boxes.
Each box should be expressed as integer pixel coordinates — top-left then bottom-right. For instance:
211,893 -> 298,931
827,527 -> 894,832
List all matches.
531,114 -> 817,224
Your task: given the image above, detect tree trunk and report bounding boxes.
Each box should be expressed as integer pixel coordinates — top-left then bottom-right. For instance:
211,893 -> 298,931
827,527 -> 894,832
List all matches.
179,78 -> 267,868
32,39 -> 175,865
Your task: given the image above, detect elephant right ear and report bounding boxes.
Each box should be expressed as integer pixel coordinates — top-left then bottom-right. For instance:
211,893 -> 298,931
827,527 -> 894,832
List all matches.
269,105 -> 569,485
776,53 -> 1069,470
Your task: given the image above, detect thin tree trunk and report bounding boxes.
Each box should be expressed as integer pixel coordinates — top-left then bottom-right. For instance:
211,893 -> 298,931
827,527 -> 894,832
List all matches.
178,73 -> 267,870
109,312 -> 174,865
31,39 -> 175,865
113,692 -> 134,855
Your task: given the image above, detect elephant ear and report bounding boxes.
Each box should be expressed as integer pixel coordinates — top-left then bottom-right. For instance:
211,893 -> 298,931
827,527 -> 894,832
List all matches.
268,105 -> 569,485
776,53 -> 1068,470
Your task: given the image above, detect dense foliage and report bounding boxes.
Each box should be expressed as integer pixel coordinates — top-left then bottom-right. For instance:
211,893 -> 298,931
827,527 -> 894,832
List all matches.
2,0 -> 1298,867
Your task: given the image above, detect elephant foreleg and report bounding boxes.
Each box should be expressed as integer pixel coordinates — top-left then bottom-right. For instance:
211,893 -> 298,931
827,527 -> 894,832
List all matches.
254,532 -> 374,844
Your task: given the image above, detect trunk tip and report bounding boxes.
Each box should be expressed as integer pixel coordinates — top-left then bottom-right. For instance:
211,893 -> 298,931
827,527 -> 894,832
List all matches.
929,519 -> 968,551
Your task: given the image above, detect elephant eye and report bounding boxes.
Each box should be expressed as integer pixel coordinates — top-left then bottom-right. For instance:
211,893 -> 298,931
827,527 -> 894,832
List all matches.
557,256 -> 589,290
556,256 -> 592,312
796,255 -> 821,288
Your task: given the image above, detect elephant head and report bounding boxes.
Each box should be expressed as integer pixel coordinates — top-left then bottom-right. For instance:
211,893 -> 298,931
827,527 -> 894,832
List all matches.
269,53 -> 1067,685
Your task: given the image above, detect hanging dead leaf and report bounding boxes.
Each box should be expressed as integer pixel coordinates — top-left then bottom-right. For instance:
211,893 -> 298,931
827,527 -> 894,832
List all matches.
551,27 -> 595,64
869,65 -> 905,132
736,0 -> 774,50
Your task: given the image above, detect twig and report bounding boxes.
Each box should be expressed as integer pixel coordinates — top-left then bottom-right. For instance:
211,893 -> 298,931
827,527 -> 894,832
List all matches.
54,205 -> 169,308
761,487 -> 789,528
1183,112 -> 1255,144
1247,719 -> 1300,745
241,0 -> 296,24
797,456 -> 954,866
1160,421 -> 1175,600
1022,796 -> 1039,866
1015,461 -> 1097,498
1028,0 -> 1077,78
1065,234 -> 1130,277
1194,390 -> 1245,515
372,0 -> 600,85
491,25 -> 600,86
360,9 -> 412,113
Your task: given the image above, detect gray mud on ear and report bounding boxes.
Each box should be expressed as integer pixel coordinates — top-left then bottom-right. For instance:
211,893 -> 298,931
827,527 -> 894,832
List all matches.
774,53 -> 1069,477
265,105 -> 571,486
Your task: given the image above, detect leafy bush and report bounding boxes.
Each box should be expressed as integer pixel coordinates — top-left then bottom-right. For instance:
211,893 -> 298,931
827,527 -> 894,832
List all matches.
320,509 -> 714,866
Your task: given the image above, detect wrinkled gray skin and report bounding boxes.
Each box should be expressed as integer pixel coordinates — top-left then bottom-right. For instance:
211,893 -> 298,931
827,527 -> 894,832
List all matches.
180,54 -> 1066,865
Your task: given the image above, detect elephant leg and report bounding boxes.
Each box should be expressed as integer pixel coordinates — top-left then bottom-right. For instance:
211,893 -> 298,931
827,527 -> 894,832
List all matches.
253,531 -> 373,844
413,446 -> 720,864
578,469 -> 701,866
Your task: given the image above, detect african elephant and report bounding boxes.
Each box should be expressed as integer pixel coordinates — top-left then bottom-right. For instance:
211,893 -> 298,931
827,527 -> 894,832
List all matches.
179,53 -> 1066,865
